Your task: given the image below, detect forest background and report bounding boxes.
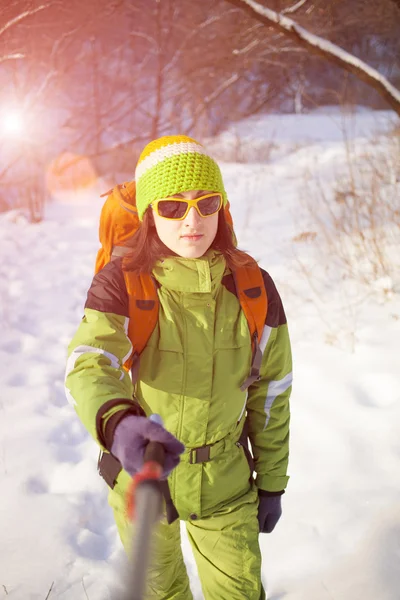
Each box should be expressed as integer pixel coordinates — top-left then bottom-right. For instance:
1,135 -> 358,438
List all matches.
1,0 -> 399,218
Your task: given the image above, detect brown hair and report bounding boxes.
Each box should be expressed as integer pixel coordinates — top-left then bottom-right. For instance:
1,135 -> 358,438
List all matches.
122,208 -> 252,273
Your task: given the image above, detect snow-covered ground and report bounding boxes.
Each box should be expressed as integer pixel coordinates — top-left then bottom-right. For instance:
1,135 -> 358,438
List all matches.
0,109 -> 399,600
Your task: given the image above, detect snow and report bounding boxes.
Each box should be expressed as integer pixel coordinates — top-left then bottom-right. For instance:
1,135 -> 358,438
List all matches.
0,108 -> 399,599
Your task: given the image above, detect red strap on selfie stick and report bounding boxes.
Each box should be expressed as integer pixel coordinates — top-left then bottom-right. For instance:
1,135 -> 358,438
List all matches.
126,460 -> 163,520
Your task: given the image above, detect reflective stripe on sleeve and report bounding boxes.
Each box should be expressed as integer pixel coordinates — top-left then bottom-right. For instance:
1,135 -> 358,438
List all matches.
263,371 -> 293,430
259,325 -> 272,353
65,343 -> 128,406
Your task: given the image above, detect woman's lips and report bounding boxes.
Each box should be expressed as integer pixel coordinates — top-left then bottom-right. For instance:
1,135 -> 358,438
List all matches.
181,234 -> 203,241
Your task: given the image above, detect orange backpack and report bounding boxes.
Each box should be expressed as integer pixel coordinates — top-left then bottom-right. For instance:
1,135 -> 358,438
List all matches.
96,181 -> 268,391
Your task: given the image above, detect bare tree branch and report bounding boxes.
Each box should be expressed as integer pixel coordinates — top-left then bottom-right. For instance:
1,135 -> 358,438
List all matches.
204,73 -> 240,104
225,0 -> 400,117
0,3 -> 56,39
163,9 -> 241,77
282,0 -> 309,15
129,30 -> 158,49
0,53 -> 24,64
233,38 -> 260,55
48,23 -> 85,61
259,46 -> 304,55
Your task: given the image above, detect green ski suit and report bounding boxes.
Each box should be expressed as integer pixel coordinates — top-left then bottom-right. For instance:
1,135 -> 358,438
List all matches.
65,249 -> 292,599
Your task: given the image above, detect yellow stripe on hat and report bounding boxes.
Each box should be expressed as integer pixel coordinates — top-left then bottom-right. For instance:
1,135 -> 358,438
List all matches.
137,135 -> 202,163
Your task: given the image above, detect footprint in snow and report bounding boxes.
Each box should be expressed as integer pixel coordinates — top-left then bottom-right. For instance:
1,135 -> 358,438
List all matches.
25,475 -> 48,495
47,421 -> 87,463
0,337 -> 22,354
67,492 -> 115,561
5,372 -> 27,387
351,374 -> 399,409
49,379 -> 68,407
14,318 -> 42,338
49,442 -> 82,464
73,529 -> 110,561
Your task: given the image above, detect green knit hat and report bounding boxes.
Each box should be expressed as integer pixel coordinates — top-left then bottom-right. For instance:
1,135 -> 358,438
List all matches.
134,135 -> 227,220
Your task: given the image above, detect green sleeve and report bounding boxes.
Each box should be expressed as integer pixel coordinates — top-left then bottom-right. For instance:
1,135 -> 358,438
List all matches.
65,308 -> 134,450
246,322 -> 292,492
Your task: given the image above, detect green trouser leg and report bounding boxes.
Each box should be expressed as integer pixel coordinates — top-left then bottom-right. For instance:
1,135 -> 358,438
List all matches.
111,475 -> 264,600
186,486 -> 265,600
112,504 -> 193,600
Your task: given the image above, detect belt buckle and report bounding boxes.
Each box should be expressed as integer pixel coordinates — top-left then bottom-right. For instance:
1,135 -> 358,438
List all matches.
189,446 -> 211,464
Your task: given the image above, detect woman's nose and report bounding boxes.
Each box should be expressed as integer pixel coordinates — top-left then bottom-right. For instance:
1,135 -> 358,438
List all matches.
184,206 -> 202,226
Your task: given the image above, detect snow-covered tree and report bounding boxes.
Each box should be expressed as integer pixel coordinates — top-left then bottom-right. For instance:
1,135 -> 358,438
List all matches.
225,0 -> 400,117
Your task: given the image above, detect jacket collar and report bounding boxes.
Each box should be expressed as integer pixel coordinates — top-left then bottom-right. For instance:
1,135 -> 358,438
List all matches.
152,249 -> 226,294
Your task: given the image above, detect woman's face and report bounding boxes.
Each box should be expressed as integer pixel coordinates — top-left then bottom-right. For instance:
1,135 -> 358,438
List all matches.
152,190 -> 219,259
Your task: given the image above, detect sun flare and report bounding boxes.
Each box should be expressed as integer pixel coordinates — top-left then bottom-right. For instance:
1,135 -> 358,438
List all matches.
2,110 -> 24,137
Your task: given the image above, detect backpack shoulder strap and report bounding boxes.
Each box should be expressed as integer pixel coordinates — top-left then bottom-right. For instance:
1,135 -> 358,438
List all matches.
123,270 -> 159,372
111,183 -> 139,259
232,258 -> 268,392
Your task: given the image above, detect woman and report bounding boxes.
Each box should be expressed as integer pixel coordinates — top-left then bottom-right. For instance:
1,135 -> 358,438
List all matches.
66,135 -> 292,600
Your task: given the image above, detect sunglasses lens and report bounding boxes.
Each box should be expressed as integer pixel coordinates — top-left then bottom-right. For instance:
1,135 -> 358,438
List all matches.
157,200 -> 188,219
197,194 -> 221,216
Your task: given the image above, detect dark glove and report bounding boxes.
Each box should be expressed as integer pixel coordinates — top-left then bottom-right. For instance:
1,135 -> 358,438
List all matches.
257,491 -> 283,533
111,415 -> 185,479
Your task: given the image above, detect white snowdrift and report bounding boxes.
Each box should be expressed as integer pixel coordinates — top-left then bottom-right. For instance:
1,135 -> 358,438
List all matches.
0,109 -> 399,600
